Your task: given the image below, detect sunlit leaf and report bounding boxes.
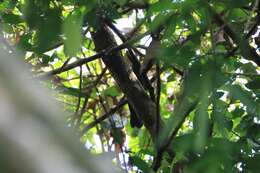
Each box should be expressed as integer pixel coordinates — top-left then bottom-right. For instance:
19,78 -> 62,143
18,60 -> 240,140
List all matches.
63,9 -> 84,56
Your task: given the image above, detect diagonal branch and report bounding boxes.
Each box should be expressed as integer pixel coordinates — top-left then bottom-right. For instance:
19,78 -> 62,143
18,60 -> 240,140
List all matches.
104,19 -> 155,100
90,23 -> 163,139
75,67 -> 108,127
81,99 -> 127,134
210,6 -> 260,66
37,31 -> 150,78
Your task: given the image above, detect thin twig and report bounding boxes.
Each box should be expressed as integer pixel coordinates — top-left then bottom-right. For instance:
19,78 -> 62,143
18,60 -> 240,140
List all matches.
75,65 -> 83,113
225,72 -> 260,77
38,31 -> 150,78
81,98 -> 127,135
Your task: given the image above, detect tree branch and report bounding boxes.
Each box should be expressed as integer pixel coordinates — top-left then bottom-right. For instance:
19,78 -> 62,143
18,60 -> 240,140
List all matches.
210,6 -> 260,66
90,23 -> 163,139
81,99 -> 127,134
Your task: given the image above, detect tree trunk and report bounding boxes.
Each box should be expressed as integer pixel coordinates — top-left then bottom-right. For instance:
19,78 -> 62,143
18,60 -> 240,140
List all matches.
90,24 -> 163,139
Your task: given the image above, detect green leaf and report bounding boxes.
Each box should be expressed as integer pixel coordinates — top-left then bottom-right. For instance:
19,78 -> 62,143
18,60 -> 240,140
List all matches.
163,18 -> 177,39
1,13 -> 23,24
231,107 -> 245,118
114,0 -> 127,6
225,0 -> 250,8
149,12 -> 172,32
228,8 -> 247,21
246,77 -> 260,90
172,134 -> 195,153
111,128 -> 125,144
214,91 -> 225,99
0,1 -> 9,12
186,14 -> 197,32
149,0 -> 177,13
161,43 -> 195,68
167,73 -> 176,82
244,155 -> 260,172
55,86 -> 81,97
130,156 -> 150,172
225,84 -> 260,118
103,86 -> 119,97
41,54 -> 54,65
234,115 -> 252,135
23,0 -> 41,28
36,8 -> 62,53
63,9 -> 84,56
185,138 -> 239,173
193,102 -> 210,152
240,62 -> 258,74
17,33 -> 33,51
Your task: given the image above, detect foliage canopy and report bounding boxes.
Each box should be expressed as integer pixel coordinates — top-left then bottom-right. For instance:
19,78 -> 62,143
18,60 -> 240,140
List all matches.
1,0 -> 260,172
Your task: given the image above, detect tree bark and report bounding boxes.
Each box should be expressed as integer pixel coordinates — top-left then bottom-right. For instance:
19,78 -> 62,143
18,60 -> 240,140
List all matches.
90,24 -> 163,139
